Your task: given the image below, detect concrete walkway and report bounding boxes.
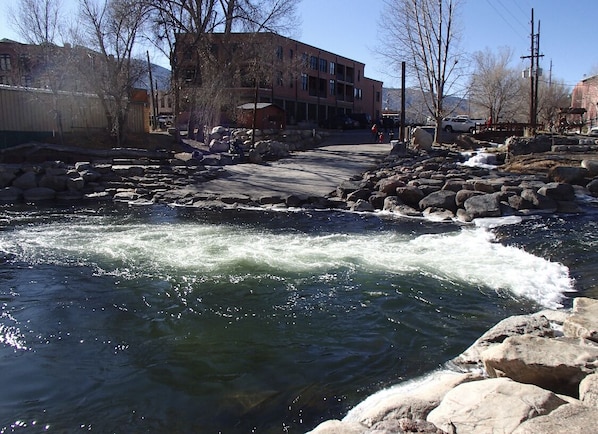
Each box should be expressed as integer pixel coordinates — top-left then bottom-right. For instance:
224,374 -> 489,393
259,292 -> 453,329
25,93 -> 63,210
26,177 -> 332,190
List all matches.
192,131 -> 392,200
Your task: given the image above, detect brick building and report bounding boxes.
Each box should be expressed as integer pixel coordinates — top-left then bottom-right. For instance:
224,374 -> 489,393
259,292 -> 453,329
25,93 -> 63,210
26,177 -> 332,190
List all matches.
0,38 -> 94,92
571,74 -> 598,128
173,32 -> 383,128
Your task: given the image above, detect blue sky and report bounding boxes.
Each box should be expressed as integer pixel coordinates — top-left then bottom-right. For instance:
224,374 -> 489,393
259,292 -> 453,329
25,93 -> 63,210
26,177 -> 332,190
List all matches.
298,0 -> 597,89
1,0 -> 595,89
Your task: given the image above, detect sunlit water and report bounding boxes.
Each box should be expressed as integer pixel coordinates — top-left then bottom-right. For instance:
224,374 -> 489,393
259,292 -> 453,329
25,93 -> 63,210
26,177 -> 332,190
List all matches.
0,203 -> 594,433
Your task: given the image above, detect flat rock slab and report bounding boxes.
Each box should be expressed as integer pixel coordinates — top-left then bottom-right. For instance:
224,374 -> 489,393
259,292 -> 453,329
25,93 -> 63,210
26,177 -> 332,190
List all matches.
185,143 -> 390,201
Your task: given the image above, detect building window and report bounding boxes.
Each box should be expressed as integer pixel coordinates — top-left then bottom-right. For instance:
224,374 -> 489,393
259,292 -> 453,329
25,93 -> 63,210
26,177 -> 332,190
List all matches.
184,69 -> 196,82
309,55 -> 318,70
329,62 -> 335,75
354,88 -> 362,99
376,91 -> 380,102
289,48 -> 294,59
319,58 -> 327,73
0,54 -> 11,71
276,45 -> 283,61
302,53 -> 308,67
329,79 -> 335,97
276,70 -> 283,86
21,75 -> 32,87
301,73 -> 308,91
0,75 -> 9,85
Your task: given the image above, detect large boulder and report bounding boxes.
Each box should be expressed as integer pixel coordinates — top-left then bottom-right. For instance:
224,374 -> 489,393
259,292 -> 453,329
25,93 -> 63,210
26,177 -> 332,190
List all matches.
427,378 -> 567,434
266,140 -> 290,158
12,171 -> 37,190
463,192 -> 501,219
455,189 -> 483,207
336,180 -> 363,198
512,403 -> 598,434
563,297 -> 598,343
537,182 -> 576,201
66,176 -> 85,191
548,166 -> 589,184
581,159 -> 598,177
0,186 -> 23,201
209,139 -> 229,153
586,178 -> 598,194
418,190 -> 457,212
376,174 -> 406,194
451,313 -> 555,369
579,373 -> 598,407
396,185 -> 424,206
506,136 -> 552,156
411,127 -> 433,151
481,335 -> 598,396
0,166 -> 18,187
38,173 -> 68,191
306,419 -> 365,434
344,371 -> 476,427
520,188 -> 558,211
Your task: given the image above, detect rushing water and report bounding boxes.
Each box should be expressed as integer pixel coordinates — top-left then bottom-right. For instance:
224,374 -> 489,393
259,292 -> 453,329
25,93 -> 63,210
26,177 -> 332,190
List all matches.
0,202 -> 595,433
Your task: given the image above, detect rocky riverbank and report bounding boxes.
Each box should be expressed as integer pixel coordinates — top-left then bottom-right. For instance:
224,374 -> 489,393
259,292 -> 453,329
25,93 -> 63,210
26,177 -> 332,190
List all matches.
0,127 -> 327,206
331,134 -> 598,221
308,297 -> 598,434
1,131 -> 597,220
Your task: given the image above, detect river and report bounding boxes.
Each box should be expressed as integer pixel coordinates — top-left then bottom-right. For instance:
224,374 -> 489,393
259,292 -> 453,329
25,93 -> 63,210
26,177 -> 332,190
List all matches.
0,201 -> 595,433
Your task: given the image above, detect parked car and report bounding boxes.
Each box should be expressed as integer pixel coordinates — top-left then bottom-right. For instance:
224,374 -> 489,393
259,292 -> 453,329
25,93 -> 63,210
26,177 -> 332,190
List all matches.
441,116 -> 477,133
589,126 -> 598,136
324,114 -> 358,130
349,113 -> 372,129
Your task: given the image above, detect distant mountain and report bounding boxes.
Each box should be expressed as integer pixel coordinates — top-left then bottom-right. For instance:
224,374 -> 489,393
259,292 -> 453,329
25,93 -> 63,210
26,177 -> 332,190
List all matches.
135,63 -> 171,91
382,87 -> 473,124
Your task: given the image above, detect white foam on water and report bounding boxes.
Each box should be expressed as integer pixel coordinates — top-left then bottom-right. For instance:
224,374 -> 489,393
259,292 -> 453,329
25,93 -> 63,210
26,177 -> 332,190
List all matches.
0,219 -> 573,309
342,368 -> 475,424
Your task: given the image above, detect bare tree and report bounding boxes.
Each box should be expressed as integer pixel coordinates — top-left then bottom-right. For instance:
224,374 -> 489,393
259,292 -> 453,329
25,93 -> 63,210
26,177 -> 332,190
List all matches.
146,0 -> 220,138
9,0 -> 71,142
536,79 -> 570,130
146,0 -> 299,136
10,0 -> 64,44
379,0 -> 464,143
469,47 -> 525,124
75,0 -> 150,145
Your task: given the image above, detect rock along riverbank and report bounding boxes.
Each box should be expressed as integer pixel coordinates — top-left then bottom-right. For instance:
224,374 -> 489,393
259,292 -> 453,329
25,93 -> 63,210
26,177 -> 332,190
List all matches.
308,297 -> 598,434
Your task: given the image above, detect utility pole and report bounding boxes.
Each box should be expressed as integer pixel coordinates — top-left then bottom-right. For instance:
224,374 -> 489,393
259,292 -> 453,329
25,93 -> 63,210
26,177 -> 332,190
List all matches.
147,51 -> 157,131
400,61 -> 406,141
521,8 -> 543,129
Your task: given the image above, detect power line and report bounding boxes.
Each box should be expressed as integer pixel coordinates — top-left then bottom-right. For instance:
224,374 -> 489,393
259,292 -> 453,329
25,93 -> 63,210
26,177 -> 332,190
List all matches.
511,0 -> 533,18
495,0 -> 528,34
483,0 -> 527,41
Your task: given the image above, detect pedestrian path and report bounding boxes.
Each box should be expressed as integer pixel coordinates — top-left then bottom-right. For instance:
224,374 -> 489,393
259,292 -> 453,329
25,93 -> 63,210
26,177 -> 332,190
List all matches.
191,140 -> 391,200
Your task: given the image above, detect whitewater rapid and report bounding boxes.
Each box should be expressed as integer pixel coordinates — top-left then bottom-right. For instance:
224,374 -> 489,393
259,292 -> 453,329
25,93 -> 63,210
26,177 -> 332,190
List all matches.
0,216 -> 573,310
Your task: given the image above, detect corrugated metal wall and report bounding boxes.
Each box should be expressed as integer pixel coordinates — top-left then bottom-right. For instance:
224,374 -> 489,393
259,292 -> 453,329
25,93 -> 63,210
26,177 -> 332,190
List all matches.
0,86 -> 147,134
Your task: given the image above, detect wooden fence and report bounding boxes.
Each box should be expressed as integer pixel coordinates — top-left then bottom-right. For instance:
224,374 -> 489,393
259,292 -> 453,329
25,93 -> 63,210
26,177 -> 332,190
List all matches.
0,85 -> 148,147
